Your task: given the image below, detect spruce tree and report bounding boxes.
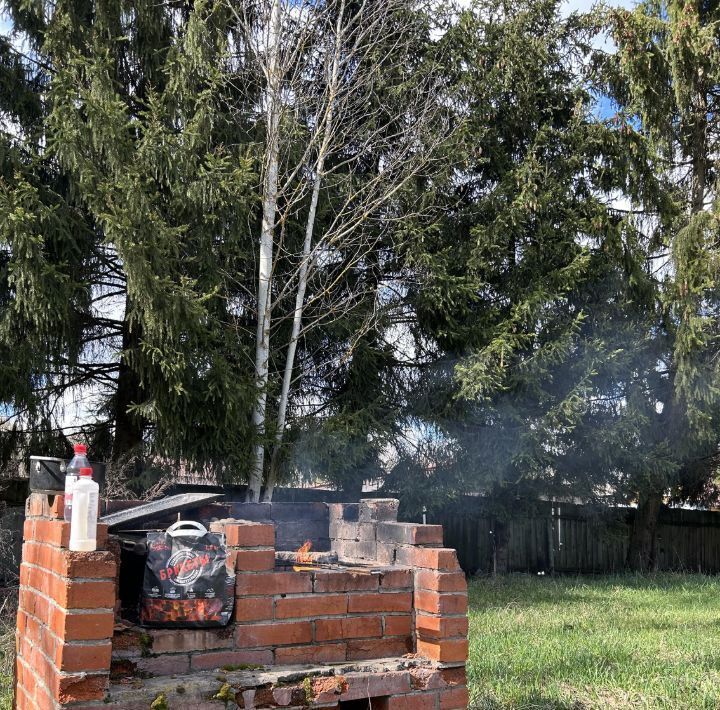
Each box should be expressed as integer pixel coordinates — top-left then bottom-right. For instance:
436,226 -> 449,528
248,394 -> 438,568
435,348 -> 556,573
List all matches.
603,0 -> 720,568
388,0 -> 671,564
1,1 -> 259,479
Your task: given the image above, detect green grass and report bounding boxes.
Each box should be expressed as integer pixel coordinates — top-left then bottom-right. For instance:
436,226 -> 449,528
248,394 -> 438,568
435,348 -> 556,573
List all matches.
467,573 -> 720,709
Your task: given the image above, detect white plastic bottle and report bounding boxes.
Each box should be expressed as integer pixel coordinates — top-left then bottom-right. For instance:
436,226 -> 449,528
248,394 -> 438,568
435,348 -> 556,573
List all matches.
69,467 -> 99,552
64,443 -> 91,522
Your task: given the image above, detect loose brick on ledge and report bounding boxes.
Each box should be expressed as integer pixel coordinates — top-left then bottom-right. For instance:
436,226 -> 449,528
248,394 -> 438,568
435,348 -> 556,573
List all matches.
315,615 -> 382,641
415,570 -> 467,593
275,593 -> 347,619
415,590 -> 468,616
210,519 -> 275,548
348,592 -> 412,614
416,613 -> 469,639
377,522 -> 443,546
417,638 -> 469,664
275,642 -> 347,665
235,571 -> 312,596
313,570 -> 379,593
235,621 -> 312,648
395,546 -> 461,571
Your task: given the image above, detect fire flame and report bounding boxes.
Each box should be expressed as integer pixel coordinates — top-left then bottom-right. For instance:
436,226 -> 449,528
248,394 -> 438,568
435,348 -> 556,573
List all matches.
296,540 -> 313,565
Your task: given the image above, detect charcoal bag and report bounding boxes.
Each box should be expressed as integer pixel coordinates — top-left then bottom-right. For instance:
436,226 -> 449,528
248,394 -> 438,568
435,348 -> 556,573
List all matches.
141,521 -> 235,627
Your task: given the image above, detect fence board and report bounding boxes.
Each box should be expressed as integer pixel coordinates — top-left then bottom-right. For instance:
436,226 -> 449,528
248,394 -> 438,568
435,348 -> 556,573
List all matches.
431,500 -> 720,575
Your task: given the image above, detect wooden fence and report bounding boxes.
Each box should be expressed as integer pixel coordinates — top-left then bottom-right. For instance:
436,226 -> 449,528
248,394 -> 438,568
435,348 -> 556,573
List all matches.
430,500 -> 720,575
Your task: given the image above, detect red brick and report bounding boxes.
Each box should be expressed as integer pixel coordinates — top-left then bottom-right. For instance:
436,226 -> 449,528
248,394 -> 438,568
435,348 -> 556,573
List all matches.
235,571 -> 312,596
190,649 -> 273,670
415,570 -> 467,593
234,596 -> 274,622
22,518 -> 34,542
223,522 -> 275,547
62,550 -> 116,578
339,670 -> 412,701
386,692 -> 439,709
313,570 -> 379,593
395,547 -> 460,571
347,592 -> 412,614
415,591 -> 468,615
231,549 -> 276,572
61,579 -> 115,609
49,608 -> 114,641
439,685 -> 469,709
235,621 -> 312,648
56,672 -> 108,703
151,628 -> 233,653
379,569 -> 414,589
417,639 -> 468,663
275,594 -> 347,619
32,519 -> 71,547
26,493 -> 65,519
15,679 -> 34,710
416,614 -> 468,639
384,615 -> 413,636
346,637 -> 412,660
441,668 -> 467,687
315,616 -> 382,641
55,641 -> 112,672
275,643 -> 347,665
25,543 -> 116,579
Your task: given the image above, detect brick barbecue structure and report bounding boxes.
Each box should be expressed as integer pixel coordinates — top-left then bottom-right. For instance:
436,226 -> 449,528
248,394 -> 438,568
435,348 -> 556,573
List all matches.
15,495 -> 469,709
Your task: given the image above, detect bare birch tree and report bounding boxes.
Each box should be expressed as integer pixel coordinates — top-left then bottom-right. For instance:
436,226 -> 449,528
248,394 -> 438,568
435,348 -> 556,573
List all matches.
226,0 -> 448,500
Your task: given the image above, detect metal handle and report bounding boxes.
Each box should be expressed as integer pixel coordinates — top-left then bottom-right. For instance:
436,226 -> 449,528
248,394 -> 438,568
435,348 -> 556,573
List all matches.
166,520 -> 207,537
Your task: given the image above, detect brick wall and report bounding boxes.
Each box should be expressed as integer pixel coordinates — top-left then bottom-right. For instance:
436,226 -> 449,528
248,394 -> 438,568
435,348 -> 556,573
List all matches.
16,496 -> 469,709
16,494 -> 115,709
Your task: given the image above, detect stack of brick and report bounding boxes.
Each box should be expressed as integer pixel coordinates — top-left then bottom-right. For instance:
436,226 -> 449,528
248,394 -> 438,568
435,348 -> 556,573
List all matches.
15,493 -> 115,709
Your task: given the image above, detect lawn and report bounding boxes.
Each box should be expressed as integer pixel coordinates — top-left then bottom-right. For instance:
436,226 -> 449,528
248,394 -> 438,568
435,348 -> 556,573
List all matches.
467,573 -> 720,709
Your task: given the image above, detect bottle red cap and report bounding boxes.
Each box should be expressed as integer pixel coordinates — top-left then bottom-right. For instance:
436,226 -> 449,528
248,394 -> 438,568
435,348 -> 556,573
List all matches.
74,444 -> 87,454
79,467 -> 93,477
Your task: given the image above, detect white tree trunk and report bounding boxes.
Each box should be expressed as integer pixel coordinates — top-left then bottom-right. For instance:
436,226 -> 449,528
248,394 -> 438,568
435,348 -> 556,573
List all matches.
247,0 -> 283,502
261,169 -> 323,502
